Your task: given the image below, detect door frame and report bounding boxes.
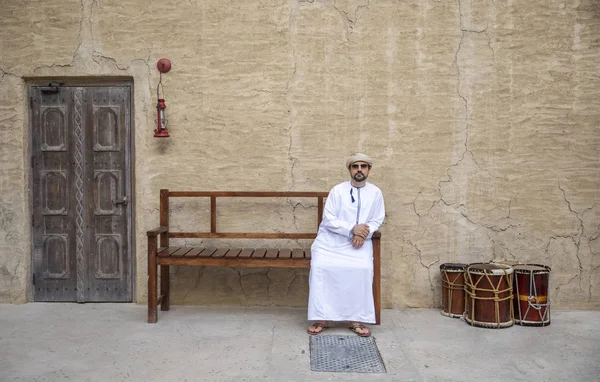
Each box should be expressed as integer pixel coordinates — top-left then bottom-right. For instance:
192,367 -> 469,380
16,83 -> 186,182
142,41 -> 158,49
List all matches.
26,78 -> 136,302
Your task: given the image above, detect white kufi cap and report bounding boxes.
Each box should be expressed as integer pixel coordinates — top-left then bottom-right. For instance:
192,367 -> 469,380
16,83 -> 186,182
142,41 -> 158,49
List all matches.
345,153 -> 373,168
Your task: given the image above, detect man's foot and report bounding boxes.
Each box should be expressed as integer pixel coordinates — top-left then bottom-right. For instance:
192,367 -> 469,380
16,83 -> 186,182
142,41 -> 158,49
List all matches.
348,322 -> 371,337
307,322 -> 329,335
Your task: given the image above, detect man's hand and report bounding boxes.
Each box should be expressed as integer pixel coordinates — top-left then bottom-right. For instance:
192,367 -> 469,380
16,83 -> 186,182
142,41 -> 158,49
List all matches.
351,235 -> 365,249
352,224 -> 370,239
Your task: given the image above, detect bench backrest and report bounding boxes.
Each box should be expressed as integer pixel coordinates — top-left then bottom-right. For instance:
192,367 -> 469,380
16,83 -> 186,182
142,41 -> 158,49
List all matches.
158,189 -> 329,246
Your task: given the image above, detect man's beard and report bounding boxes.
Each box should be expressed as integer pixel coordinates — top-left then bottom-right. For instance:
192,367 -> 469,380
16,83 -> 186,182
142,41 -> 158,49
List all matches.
352,172 -> 367,182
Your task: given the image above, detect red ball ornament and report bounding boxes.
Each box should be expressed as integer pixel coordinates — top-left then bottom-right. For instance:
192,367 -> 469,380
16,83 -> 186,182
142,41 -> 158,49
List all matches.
157,58 -> 171,73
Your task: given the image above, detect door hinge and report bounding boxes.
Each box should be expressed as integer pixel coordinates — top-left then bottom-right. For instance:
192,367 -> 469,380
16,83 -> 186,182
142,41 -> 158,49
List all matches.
32,273 -> 36,285
30,96 -> 33,108
40,82 -> 61,93
31,156 -> 34,168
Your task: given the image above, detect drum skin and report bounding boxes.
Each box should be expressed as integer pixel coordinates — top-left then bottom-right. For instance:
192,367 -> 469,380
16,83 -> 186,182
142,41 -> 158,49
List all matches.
513,264 -> 551,326
464,263 -> 514,329
440,263 -> 467,318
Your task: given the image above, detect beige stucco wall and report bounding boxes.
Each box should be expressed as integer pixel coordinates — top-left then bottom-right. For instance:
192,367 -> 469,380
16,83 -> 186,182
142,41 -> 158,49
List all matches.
1,0 -> 598,309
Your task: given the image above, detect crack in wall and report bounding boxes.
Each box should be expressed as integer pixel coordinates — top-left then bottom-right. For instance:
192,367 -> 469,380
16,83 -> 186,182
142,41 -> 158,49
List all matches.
0,69 -> 22,84
73,0 -> 86,60
32,64 -> 76,75
435,159 -> 508,231
287,138 -> 298,190
285,272 -> 299,296
487,233 -> 516,260
182,267 -> 205,302
587,238 -> 598,302
557,181 -> 585,236
458,0 -> 489,33
545,235 -> 584,294
32,0 -> 145,75
333,0 -> 370,40
73,0 -> 97,63
288,200 -> 302,232
459,210 -> 519,233
235,269 -> 249,303
405,188 -> 425,218
408,239 -> 439,305
557,181 -> 587,290
285,1 -> 300,189
451,0 -> 499,188
405,201 -> 420,218
266,268 -> 273,302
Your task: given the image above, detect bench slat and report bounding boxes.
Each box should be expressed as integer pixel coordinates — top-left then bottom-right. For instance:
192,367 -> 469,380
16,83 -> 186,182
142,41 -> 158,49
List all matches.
292,249 -> 304,259
252,248 -> 267,258
211,248 -> 230,258
199,248 -> 218,258
183,248 -> 204,258
158,247 -> 183,257
171,247 -> 193,257
265,249 -> 278,259
278,249 -> 291,259
238,248 -> 254,258
224,248 -> 242,258
306,249 -> 311,260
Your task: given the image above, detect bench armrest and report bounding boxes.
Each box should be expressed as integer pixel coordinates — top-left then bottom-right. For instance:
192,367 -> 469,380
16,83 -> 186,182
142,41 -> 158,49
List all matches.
147,226 -> 168,237
372,231 -> 381,239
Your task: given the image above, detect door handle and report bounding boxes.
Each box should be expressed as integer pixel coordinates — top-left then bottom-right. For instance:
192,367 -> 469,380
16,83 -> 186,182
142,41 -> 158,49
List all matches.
113,196 -> 128,206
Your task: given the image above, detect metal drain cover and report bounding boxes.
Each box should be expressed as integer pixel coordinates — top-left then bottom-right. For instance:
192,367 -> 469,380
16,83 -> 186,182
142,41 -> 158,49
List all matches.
309,335 -> 386,373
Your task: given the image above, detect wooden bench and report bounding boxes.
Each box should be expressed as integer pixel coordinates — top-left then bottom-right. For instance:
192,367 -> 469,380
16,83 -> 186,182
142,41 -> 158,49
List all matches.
147,190 -> 382,324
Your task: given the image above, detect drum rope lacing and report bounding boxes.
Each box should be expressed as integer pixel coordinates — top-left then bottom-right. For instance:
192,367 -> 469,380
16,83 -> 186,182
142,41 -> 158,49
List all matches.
515,268 -> 551,324
441,270 -> 464,316
465,269 -> 514,328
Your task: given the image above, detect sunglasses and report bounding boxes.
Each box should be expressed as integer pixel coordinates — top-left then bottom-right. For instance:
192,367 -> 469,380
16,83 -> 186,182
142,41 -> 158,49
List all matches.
351,163 -> 369,170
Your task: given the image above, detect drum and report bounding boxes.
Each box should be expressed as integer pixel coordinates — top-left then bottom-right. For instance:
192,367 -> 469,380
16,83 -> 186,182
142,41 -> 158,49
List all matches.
513,264 -> 551,326
439,263 -> 467,318
464,263 -> 514,328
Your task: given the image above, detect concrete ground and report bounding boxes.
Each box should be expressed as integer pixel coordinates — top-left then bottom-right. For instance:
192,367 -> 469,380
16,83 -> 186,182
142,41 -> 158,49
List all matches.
0,304 -> 598,382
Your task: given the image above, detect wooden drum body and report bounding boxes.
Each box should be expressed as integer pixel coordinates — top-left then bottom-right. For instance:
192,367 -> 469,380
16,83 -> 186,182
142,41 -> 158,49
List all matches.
513,264 -> 551,326
440,263 -> 467,318
464,263 -> 514,329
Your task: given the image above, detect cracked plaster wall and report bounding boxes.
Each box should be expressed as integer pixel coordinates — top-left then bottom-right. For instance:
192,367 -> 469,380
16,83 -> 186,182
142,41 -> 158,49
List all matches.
0,0 -> 598,309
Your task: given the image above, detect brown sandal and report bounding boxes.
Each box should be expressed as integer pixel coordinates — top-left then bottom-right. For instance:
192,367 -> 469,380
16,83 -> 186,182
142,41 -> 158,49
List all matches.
307,322 -> 329,335
348,324 -> 371,337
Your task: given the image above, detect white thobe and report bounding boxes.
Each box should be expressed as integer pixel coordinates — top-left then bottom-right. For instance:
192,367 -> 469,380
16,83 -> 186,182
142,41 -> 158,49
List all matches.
307,181 -> 385,323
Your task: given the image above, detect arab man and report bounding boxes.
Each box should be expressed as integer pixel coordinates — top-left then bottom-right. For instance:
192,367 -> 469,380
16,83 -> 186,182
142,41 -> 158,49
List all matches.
307,153 -> 386,337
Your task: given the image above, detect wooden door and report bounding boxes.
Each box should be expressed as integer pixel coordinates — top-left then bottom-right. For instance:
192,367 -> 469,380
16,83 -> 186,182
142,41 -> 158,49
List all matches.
31,85 -> 132,302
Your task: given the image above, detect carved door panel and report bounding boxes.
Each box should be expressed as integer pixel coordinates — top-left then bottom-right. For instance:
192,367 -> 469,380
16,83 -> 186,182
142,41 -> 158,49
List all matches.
31,87 -> 77,301
31,85 -> 132,302
84,87 -> 131,301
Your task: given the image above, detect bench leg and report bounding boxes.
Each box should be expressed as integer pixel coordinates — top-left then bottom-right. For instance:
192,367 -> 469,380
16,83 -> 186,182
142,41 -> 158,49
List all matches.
374,275 -> 381,325
148,240 -> 158,323
160,265 -> 170,311
373,236 -> 381,325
